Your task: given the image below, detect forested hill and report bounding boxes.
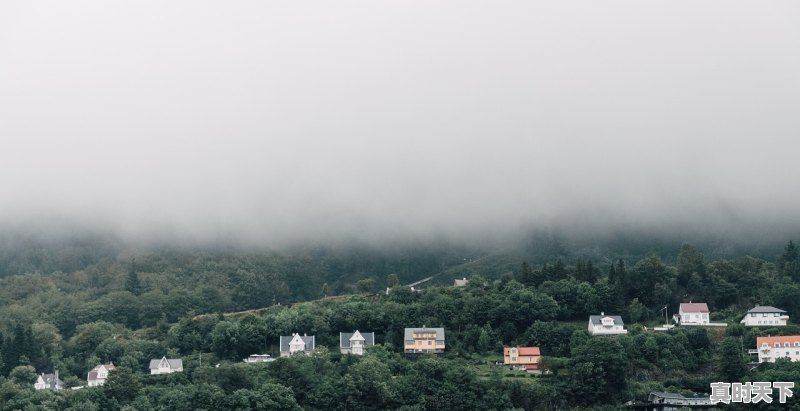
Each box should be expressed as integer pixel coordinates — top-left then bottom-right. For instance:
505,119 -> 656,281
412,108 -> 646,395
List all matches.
2,232 -> 800,409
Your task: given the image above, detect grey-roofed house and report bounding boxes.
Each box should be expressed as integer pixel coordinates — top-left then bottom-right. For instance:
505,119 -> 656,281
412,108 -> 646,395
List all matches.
149,356 -> 183,375
340,330 -> 375,355
280,333 -> 316,357
34,371 -> 63,391
404,327 -> 445,353
588,312 -> 627,335
647,391 -> 714,409
741,305 -> 789,327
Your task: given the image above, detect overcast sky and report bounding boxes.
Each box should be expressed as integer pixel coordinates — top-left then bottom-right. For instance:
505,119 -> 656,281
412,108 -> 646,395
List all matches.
1,1 -> 799,244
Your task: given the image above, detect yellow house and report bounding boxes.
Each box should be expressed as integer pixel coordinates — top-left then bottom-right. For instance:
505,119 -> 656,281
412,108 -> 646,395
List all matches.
404,327 -> 445,353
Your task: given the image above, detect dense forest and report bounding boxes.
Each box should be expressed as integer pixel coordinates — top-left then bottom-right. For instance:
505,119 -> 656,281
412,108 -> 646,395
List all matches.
1,232 -> 800,409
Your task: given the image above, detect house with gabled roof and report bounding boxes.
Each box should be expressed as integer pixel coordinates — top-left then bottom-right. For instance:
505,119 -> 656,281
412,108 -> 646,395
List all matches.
34,371 -> 63,391
87,363 -> 115,386
741,305 -> 789,327
149,356 -> 183,375
279,333 -> 316,357
754,335 -> 800,363
647,391 -> 714,408
675,302 -> 709,325
404,327 -> 445,353
340,330 -> 375,355
588,312 -> 627,335
503,346 -> 541,372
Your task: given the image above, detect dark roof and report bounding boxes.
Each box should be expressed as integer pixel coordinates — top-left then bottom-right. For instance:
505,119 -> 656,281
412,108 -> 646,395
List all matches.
149,357 -> 182,370
404,327 -> 445,341
746,305 -> 787,314
88,363 -> 115,380
649,392 -> 686,400
589,315 -> 624,326
279,334 -> 316,353
39,373 -> 64,387
340,331 -> 376,348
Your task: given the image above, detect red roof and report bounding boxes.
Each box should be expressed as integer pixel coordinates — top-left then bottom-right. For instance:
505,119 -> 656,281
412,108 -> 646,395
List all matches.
680,303 -> 709,313
524,364 -> 539,370
504,346 -> 541,356
757,336 -> 800,346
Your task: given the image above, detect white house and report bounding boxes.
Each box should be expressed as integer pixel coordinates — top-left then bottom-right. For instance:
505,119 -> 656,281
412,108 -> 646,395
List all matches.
675,302 -> 710,325
87,363 -> 115,386
754,336 -> 800,363
243,354 -> 274,363
279,333 -> 316,357
588,313 -> 627,335
149,356 -> 183,375
34,371 -> 63,391
454,278 -> 468,287
741,305 -> 789,327
340,330 -> 375,355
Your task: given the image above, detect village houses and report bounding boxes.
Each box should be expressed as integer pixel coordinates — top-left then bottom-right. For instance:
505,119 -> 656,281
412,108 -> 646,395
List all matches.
339,330 -> 375,355
280,333 -> 316,357
87,363 -> 115,386
149,356 -> 183,375
588,313 -> 628,335
741,305 -> 789,327
404,327 -> 445,353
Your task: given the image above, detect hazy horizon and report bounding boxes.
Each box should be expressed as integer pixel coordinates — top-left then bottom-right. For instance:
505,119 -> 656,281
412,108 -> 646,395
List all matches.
2,1 -> 799,245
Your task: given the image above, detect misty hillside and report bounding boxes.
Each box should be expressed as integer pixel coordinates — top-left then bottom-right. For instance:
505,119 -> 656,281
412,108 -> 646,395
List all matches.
1,233 -> 800,409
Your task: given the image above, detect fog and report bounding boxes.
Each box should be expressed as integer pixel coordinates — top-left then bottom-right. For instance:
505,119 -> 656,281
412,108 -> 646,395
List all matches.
1,1 -> 799,245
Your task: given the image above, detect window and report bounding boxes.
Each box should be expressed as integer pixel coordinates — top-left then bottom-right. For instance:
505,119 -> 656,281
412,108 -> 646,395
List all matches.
794,342 -> 799,347
428,341 -> 432,345
775,343 -> 781,348
785,342 -> 791,347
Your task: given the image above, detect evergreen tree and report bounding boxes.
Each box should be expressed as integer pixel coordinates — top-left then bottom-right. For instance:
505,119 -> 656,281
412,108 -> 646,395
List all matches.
552,259 -> 567,280
322,283 -> 329,297
717,337 -> 746,382
616,259 -> 628,298
386,273 -> 400,288
477,324 -> 493,353
780,240 -> 800,280
517,262 -> 533,286
677,243 -> 705,287
126,258 -> 141,296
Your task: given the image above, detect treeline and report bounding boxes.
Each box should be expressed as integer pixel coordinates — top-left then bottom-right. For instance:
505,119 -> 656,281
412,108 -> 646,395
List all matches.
1,239 -> 800,409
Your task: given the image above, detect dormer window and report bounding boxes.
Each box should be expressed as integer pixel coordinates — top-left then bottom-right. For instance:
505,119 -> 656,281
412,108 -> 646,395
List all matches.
775,343 -> 781,348
785,342 -> 791,347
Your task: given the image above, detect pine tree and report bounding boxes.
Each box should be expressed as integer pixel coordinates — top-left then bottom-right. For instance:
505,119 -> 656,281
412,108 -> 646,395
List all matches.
126,258 -> 141,296
780,240 -> 800,279
518,262 -> 533,286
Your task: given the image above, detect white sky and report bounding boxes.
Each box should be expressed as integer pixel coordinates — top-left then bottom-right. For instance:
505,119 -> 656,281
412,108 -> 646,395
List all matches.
1,1 -> 799,243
